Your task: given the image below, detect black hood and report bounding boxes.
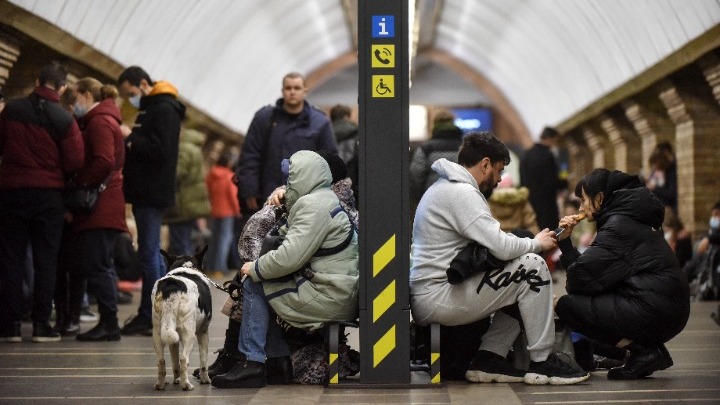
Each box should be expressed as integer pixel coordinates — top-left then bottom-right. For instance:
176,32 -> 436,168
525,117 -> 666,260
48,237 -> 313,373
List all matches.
596,171 -> 664,229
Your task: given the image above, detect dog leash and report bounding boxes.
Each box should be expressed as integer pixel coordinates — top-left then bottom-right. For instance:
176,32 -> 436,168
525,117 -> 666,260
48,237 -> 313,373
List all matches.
201,273 -> 230,293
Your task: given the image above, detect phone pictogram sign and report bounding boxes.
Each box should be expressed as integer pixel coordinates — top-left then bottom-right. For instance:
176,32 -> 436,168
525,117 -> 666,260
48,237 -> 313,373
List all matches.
371,45 -> 395,68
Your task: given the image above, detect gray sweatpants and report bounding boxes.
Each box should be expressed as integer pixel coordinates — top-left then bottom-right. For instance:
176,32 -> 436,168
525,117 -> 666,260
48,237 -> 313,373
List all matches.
410,253 -> 555,362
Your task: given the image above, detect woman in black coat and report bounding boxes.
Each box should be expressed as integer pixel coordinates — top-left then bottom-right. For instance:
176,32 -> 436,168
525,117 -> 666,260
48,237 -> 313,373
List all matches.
555,169 -> 690,380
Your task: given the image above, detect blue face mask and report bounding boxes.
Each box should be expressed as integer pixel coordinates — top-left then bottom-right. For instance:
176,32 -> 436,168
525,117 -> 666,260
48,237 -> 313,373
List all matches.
710,217 -> 720,230
73,103 -> 88,118
281,159 -> 290,186
129,94 -> 141,109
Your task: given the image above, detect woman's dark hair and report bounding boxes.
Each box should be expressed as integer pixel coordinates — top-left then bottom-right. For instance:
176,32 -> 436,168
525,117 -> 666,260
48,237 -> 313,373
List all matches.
458,131 -> 510,167
574,168 -> 611,200
575,168 -> 643,206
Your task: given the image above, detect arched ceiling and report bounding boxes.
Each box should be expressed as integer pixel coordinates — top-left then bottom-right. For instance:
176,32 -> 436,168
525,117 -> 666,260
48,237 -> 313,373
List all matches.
5,0 -> 720,139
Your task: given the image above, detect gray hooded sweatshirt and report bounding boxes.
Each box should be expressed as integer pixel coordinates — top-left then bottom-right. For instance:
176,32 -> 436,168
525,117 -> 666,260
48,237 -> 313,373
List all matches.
410,158 -> 543,296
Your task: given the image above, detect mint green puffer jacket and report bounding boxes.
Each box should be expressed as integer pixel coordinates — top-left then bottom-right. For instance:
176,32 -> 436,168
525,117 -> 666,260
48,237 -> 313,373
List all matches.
248,150 -> 359,331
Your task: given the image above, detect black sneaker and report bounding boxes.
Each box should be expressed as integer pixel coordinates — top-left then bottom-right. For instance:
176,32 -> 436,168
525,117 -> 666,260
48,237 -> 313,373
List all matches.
0,322 -> 22,343
525,352 -> 590,385
594,355 -> 625,370
32,322 -> 61,343
120,315 -> 153,336
465,350 -> 525,383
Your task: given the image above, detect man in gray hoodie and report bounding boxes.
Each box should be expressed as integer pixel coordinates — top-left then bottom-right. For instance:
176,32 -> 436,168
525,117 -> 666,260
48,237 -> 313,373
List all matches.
410,132 -> 589,385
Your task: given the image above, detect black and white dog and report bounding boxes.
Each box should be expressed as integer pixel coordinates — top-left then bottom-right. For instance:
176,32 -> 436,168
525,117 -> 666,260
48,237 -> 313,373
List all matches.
153,246 -> 212,391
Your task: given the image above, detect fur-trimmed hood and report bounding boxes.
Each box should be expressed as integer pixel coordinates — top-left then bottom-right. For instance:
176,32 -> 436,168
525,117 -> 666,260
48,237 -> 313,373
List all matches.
489,187 -> 531,206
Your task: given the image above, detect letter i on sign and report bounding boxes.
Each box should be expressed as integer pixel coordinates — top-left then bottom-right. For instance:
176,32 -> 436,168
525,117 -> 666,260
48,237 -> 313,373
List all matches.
372,15 -> 395,38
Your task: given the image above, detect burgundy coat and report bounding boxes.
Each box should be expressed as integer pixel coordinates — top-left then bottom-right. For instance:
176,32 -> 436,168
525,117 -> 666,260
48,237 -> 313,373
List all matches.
71,98 -> 128,233
0,86 -> 84,189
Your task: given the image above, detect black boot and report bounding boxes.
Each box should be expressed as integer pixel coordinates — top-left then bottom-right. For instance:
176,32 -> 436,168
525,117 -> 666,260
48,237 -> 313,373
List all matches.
194,323 -> 241,379
266,356 -> 293,384
607,344 -> 665,380
203,349 -> 242,379
211,359 -> 266,388
77,314 -> 121,342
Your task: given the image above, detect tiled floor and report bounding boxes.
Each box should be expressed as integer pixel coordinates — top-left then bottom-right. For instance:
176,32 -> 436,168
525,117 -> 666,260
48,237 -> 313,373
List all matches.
1,273 -> 719,404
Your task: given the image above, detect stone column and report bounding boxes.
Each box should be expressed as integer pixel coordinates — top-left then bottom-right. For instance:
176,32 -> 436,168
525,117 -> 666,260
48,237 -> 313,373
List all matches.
0,32 -> 20,87
563,130 -> 592,191
599,111 -> 642,175
581,124 -> 613,170
657,70 -> 720,240
622,97 -> 674,176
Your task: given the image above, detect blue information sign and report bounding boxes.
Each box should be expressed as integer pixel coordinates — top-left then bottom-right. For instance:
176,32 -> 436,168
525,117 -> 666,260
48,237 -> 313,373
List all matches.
372,15 -> 395,38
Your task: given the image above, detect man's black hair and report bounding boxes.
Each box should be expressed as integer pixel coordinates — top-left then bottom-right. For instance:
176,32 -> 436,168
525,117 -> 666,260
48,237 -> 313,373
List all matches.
117,65 -> 154,87
457,131 -> 510,168
540,126 -> 560,140
38,62 -> 68,90
330,104 -> 351,121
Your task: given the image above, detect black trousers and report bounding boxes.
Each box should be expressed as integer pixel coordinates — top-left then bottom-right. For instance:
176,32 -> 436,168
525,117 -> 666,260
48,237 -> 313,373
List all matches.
79,229 -> 120,316
0,188 -> 65,326
555,294 -> 686,347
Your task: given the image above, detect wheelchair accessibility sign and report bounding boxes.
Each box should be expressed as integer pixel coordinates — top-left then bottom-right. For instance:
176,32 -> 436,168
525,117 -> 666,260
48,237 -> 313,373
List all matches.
372,75 -> 394,98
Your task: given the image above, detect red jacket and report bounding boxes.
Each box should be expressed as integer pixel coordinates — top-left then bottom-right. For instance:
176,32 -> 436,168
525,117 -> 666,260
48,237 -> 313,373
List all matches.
206,165 -> 240,218
71,98 -> 128,233
0,87 -> 84,189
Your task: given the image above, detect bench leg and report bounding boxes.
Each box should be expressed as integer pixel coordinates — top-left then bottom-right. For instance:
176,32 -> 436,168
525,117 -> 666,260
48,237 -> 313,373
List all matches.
430,323 -> 441,383
325,323 -> 340,386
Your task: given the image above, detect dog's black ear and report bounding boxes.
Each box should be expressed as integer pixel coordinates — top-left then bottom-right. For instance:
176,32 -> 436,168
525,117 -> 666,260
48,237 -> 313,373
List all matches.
195,245 -> 209,269
160,249 -> 174,268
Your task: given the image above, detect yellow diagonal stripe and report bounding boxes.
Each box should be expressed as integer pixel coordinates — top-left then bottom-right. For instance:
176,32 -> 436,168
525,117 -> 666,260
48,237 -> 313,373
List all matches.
373,325 -> 396,367
431,372 -> 441,383
373,280 -> 395,323
330,373 -> 339,384
329,353 -> 338,365
373,234 -> 396,277
431,352 -> 440,365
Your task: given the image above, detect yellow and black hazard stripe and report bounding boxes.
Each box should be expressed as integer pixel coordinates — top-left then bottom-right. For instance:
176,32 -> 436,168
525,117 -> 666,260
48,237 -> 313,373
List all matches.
371,234 -> 397,368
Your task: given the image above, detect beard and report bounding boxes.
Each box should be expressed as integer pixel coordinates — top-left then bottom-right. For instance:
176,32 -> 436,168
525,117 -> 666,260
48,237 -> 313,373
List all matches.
478,178 -> 496,199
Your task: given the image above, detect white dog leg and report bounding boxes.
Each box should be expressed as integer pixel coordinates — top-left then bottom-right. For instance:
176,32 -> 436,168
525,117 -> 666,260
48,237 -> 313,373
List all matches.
153,331 -> 167,390
197,330 -> 210,384
170,342 -> 181,384
179,333 -> 195,391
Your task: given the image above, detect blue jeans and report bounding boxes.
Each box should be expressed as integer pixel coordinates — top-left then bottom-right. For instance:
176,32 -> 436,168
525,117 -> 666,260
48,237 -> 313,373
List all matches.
238,278 -> 290,363
133,206 -> 166,320
206,216 -> 235,271
168,220 -> 195,256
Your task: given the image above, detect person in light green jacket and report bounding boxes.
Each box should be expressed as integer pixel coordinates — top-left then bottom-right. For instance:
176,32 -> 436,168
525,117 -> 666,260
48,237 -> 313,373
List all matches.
212,150 -> 358,389
163,128 -> 211,255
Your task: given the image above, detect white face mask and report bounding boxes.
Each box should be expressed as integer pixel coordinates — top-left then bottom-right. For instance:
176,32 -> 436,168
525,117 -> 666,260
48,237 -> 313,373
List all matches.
73,102 -> 88,118
129,94 -> 141,109
710,217 -> 720,230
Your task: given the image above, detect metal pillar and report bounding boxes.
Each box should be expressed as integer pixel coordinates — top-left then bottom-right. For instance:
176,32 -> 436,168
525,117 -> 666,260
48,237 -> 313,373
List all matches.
358,0 -> 410,385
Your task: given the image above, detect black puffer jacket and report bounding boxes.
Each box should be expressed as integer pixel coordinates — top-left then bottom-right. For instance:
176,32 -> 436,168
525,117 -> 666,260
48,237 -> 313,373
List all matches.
559,173 -> 690,342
